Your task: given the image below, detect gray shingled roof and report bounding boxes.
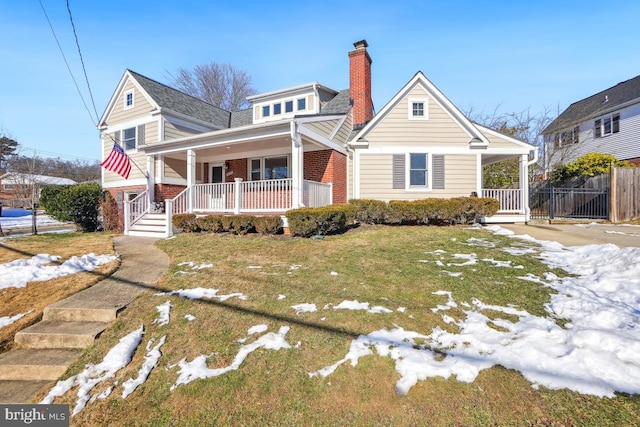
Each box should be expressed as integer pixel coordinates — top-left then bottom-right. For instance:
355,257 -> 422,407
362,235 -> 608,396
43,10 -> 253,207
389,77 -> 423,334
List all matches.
230,109 -> 253,128
544,74 -> 640,134
128,70 -> 231,129
321,89 -> 351,114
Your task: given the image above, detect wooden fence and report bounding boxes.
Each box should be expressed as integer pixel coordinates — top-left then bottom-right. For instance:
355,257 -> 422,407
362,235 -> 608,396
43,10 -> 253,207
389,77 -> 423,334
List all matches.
611,167 -> 640,222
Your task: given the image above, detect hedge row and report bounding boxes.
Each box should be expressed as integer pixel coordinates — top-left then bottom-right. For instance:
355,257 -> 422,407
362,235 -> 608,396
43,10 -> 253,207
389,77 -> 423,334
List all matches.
284,197 -> 499,237
349,197 -> 500,226
172,214 -> 283,235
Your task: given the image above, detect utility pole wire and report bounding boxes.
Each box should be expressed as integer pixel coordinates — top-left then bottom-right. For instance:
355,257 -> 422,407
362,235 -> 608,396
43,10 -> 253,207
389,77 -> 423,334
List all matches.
38,0 -> 97,127
66,0 -> 100,123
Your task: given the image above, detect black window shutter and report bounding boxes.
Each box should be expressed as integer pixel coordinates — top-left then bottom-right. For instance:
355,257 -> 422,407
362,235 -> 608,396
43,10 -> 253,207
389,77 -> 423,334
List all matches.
613,114 -> 620,133
432,155 -> 445,189
392,154 -> 405,189
595,119 -> 601,138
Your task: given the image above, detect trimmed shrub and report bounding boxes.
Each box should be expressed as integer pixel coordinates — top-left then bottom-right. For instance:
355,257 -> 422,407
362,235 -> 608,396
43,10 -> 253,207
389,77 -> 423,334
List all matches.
221,215 -> 255,235
286,206 -> 349,237
196,215 -> 224,233
254,216 -> 283,235
172,213 -> 199,232
349,199 -> 388,224
40,182 -> 102,232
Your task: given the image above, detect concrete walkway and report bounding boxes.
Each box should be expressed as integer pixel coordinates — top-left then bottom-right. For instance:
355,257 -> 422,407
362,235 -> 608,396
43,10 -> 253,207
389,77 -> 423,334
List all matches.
498,222 -> 640,248
0,235 -> 169,404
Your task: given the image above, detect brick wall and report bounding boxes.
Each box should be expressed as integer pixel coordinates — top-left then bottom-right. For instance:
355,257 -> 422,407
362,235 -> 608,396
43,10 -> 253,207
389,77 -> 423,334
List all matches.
155,184 -> 187,202
304,149 -> 347,204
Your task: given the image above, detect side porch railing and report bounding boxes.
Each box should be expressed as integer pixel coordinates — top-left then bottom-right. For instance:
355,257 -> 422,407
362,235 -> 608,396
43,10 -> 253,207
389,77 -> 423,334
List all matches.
481,188 -> 523,213
123,189 -> 149,233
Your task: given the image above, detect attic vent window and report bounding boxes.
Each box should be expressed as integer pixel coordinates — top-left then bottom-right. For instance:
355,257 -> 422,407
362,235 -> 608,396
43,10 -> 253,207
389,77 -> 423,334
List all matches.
603,95 -> 609,103
124,90 -> 134,109
408,98 -> 428,120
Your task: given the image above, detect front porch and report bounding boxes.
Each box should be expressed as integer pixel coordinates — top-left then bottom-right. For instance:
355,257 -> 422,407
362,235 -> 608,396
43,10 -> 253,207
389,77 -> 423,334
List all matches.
124,178 -> 333,237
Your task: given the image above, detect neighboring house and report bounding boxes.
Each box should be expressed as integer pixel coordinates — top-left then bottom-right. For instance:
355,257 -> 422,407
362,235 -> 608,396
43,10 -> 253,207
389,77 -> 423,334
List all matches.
542,74 -> 640,174
99,40 -> 536,237
0,172 -> 76,203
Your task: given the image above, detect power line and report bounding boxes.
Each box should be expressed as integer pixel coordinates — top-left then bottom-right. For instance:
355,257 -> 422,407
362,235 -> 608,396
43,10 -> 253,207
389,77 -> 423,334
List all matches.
19,146 -> 99,162
38,0 -> 97,127
66,0 -> 99,123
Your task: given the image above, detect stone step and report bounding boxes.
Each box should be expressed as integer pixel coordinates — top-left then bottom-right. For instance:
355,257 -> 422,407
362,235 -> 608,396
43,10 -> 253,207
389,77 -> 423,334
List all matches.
0,349 -> 81,381
0,380 -> 53,404
15,321 -> 109,349
127,229 -> 169,238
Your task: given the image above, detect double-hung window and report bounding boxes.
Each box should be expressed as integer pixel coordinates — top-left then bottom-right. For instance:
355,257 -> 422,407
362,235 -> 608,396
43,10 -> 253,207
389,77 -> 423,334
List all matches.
409,153 -> 428,187
123,127 -> 137,151
124,90 -> 134,109
408,98 -> 428,120
595,113 -> 620,138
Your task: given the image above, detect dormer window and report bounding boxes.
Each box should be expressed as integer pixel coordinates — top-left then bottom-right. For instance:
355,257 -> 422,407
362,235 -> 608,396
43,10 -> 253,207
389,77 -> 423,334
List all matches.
285,100 -> 293,113
124,90 -> 134,109
262,105 -> 270,117
297,98 -> 306,111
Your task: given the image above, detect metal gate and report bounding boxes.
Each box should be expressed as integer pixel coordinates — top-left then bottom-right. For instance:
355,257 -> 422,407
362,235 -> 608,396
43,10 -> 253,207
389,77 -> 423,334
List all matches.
530,187 -> 609,220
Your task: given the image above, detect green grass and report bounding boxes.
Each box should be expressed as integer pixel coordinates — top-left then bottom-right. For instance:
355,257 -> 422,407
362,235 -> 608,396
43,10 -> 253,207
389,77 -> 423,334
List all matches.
35,225 -> 640,426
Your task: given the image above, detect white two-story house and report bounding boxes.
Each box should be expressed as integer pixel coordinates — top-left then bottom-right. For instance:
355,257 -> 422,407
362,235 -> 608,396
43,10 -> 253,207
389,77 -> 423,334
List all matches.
542,74 -> 640,174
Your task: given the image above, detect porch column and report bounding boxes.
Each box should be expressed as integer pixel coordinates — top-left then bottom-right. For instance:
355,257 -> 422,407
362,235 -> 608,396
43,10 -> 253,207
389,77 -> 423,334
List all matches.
187,149 -> 196,213
519,154 -> 530,221
291,122 -> 304,208
146,155 -> 155,204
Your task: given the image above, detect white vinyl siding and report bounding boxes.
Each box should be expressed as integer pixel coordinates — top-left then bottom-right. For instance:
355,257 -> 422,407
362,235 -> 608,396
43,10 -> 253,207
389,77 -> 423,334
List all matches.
107,80 -> 153,124
302,119 -> 341,139
164,121 -> 201,140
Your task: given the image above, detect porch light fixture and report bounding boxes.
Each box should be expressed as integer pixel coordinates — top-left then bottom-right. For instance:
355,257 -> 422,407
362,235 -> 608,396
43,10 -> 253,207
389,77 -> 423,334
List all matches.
224,162 -> 229,169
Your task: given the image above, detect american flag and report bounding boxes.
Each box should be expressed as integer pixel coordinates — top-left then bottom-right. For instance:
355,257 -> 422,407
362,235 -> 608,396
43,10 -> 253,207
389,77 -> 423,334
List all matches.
101,143 -> 132,179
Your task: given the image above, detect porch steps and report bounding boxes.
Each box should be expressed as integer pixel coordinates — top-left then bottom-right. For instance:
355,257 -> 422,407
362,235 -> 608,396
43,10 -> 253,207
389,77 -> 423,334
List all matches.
128,213 -> 169,238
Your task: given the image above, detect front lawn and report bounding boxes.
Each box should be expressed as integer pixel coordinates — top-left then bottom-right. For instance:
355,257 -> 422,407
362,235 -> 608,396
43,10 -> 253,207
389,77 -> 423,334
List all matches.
35,226 -> 640,426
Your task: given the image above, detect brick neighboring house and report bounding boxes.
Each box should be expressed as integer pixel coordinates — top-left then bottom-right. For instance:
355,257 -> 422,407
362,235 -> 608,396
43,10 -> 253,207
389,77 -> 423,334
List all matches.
542,74 -> 640,174
99,40 -> 536,237
0,172 -> 76,207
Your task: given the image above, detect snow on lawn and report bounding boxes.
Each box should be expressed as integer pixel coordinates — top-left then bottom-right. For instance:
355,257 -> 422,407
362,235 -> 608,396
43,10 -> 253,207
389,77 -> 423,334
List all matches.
122,336 -> 166,399
0,211 -> 69,230
0,310 -> 33,330
41,326 -> 144,415
153,301 -> 172,327
0,253 -> 118,289
311,226 -> 640,398
170,325 -> 292,390
155,287 -> 247,302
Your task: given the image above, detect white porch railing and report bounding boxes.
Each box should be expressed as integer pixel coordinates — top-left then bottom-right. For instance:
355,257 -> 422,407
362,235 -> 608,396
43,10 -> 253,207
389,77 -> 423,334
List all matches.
168,178 -> 332,214
482,189 -> 523,213
123,190 -> 149,232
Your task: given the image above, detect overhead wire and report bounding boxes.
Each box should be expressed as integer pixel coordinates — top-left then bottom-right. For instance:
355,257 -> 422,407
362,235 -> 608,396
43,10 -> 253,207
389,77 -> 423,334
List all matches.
66,0 -> 100,123
38,0 -> 97,127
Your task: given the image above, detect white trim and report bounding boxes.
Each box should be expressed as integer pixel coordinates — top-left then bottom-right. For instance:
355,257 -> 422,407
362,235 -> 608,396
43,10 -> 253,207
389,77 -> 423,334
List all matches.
105,116 -> 154,133
247,155 -> 290,181
407,97 -> 428,120
247,81 -> 337,102
476,152 -> 483,196
329,113 -> 350,140
99,71 -> 161,128
101,178 -> 148,188
298,125 -> 347,154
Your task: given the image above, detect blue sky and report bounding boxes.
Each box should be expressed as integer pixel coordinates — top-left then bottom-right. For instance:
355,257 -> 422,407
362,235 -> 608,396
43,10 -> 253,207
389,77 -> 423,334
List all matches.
1,0 -> 639,162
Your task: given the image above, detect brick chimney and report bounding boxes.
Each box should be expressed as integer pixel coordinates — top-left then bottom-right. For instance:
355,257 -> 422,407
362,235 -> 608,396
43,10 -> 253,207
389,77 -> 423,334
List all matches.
349,39 -> 373,128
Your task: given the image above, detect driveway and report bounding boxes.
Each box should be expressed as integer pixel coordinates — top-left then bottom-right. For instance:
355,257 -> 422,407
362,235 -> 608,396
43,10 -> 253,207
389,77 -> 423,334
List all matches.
497,223 -> 640,248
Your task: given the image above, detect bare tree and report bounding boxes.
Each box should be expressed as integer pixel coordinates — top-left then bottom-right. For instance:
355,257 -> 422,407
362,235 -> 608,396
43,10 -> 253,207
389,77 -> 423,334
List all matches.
167,61 -> 256,111
464,104 -> 554,184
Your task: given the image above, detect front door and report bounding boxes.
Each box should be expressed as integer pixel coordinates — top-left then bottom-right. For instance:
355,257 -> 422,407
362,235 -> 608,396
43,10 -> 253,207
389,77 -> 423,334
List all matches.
209,164 -> 226,211
210,165 -> 224,183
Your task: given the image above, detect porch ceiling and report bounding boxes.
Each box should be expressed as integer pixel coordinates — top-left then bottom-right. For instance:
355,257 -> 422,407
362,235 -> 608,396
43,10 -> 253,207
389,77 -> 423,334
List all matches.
482,153 -> 523,166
